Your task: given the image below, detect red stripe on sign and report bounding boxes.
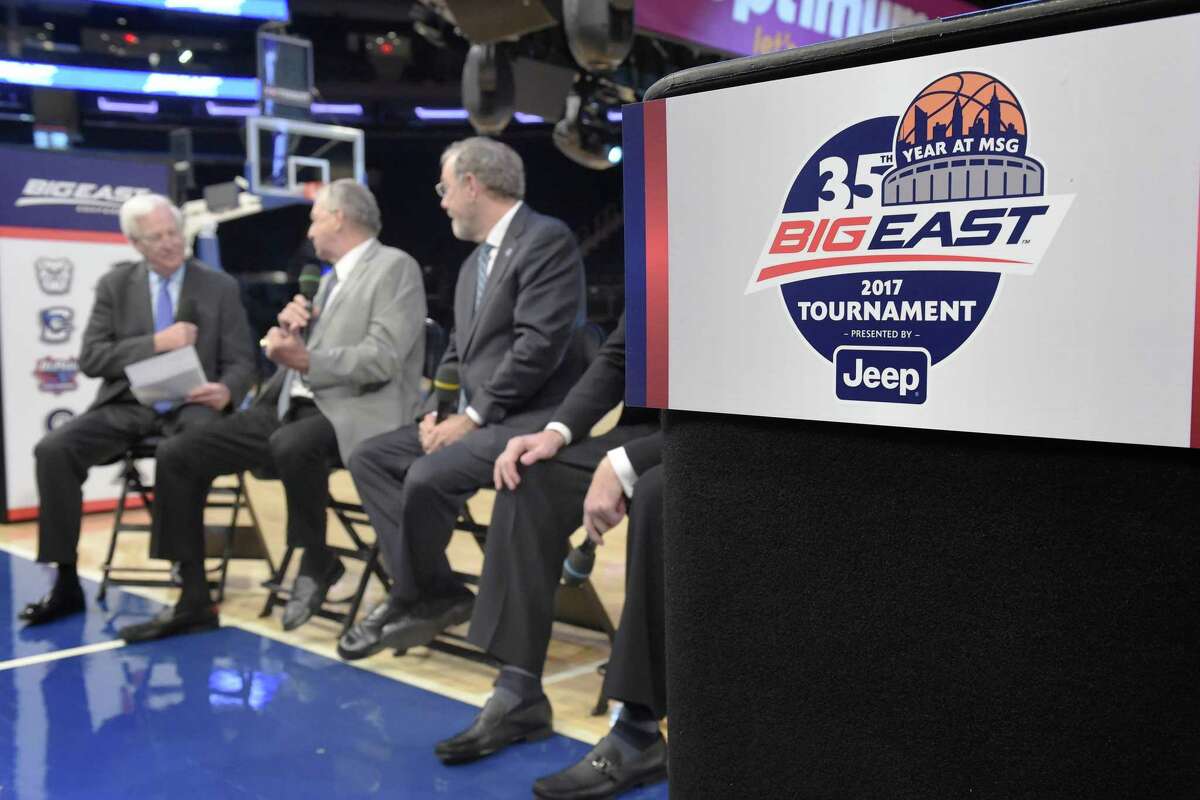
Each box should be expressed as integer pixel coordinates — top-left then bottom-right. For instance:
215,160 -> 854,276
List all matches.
1192,175 -> 1200,448
7,496 -> 144,523
757,253 -> 1031,282
644,100 -> 669,408
0,226 -> 127,244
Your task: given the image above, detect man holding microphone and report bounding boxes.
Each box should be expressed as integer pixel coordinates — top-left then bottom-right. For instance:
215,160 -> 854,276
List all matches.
118,179 -> 425,642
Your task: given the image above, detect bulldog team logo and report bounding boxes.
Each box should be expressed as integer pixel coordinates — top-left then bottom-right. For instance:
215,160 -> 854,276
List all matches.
39,306 -> 74,344
35,257 -> 73,294
34,356 -> 79,394
748,71 -> 1074,404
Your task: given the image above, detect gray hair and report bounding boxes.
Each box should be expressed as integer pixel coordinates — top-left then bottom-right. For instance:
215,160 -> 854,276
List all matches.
118,193 -> 181,240
441,137 -> 525,200
316,178 -> 382,236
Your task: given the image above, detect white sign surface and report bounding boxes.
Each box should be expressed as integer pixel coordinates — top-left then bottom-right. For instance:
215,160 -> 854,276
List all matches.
625,15 -> 1200,449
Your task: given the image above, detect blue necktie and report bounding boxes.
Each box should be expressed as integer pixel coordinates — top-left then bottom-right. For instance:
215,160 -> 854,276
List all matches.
474,243 -> 494,312
153,278 -> 175,414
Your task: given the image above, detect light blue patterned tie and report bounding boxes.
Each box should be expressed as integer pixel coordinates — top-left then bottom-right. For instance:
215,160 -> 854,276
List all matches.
153,278 -> 175,414
474,243 -> 494,312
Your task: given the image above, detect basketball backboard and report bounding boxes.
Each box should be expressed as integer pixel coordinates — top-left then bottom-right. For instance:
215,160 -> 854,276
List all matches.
245,116 -> 365,199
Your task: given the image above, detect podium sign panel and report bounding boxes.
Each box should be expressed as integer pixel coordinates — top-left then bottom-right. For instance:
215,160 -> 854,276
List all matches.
624,13 -> 1200,449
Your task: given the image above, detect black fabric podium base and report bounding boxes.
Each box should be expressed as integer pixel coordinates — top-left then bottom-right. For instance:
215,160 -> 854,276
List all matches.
662,411 -> 1198,799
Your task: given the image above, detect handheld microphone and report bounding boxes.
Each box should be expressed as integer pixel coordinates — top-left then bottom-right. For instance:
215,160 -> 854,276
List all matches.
298,263 -> 322,303
434,364 -> 460,423
297,263 -> 323,341
561,539 -> 596,587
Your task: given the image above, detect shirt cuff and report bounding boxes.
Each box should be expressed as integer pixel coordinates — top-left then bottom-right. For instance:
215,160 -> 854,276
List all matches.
464,405 -> 484,426
545,421 -> 573,446
606,446 -> 638,499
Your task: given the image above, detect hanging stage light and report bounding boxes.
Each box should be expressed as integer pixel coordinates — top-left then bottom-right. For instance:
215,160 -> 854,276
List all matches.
553,82 -> 623,170
563,0 -> 635,74
461,43 -> 514,135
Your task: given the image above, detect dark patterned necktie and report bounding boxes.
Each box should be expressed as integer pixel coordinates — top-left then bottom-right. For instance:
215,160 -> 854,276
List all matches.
474,243 -> 494,312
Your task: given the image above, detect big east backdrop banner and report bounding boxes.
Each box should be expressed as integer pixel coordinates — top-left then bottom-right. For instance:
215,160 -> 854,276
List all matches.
623,14 -> 1200,449
0,148 -> 168,519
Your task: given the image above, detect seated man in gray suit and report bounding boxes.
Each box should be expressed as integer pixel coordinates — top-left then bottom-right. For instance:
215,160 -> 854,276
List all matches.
19,193 -> 256,627
118,179 -> 426,642
337,136 -> 586,661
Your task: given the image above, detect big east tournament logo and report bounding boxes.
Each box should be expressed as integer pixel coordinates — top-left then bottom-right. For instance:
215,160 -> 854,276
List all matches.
747,71 -> 1073,404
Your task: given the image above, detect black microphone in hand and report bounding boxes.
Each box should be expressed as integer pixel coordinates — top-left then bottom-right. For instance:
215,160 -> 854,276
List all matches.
434,364 -> 460,423
561,538 -> 596,587
297,263 -> 322,342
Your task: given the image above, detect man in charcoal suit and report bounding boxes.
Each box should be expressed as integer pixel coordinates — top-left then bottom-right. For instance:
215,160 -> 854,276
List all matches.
119,179 -> 426,642
19,193 -> 255,627
336,136 -> 587,660
431,314 -> 669,799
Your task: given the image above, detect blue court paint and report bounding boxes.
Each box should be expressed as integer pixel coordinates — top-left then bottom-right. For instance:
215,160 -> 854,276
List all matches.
0,550 -> 162,663
0,553 -> 669,798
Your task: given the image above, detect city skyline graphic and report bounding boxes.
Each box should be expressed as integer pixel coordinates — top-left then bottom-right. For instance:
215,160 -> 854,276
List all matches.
898,71 -> 1027,147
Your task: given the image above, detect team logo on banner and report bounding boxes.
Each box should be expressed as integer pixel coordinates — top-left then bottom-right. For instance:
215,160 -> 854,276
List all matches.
35,257 -> 74,294
34,356 -> 79,394
748,71 -> 1074,404
45,408 -> 76,431
39,306 -> 74,344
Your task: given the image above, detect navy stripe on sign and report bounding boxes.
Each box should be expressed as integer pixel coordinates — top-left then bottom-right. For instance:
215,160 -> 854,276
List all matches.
623,102 -> 647,407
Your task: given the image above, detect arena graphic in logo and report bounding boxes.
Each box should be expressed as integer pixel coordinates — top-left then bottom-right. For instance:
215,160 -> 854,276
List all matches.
34,356 -> 79,394
40,306 -> 74,344
35,257 -> 73,294
747,71 -> 1074,404
45,408 -> 76,432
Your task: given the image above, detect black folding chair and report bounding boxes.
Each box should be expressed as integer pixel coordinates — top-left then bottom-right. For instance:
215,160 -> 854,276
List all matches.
97,436 -> 275,603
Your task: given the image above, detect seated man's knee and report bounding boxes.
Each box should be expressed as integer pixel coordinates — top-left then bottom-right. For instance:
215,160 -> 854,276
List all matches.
154,432 -> 194,474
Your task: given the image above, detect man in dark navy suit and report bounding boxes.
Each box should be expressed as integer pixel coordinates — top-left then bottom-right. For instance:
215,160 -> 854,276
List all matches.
338,136 -> 587,661
19,193 -> 255,626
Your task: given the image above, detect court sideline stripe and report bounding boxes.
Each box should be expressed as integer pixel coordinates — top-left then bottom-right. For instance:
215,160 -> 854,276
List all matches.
0,640 -> 125,672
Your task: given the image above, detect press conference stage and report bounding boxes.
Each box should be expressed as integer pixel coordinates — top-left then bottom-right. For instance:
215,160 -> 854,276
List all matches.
0,471 -> 665,799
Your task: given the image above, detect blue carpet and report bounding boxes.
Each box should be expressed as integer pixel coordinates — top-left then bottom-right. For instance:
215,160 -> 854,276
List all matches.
0,551 -> 669,799
0,549 -> 162,662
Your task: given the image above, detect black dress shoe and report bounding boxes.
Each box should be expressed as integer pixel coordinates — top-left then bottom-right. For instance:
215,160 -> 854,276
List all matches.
380,591 -> 475,654
435,694 -> 554,765
281,558 -> 345,631
336,597 -> 408,661
19,586 -> 84,626
533,732 -> 668,799
118,604 -> 219,643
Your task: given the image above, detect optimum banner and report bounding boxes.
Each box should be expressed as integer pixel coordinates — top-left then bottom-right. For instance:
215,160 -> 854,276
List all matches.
623,14 -> 1200,449
0,148 -> 168,519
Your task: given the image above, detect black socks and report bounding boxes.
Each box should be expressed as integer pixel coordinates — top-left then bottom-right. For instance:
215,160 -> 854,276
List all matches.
611,703 -> 662,755
176,560 -> 211,610
53,563 -> 81,596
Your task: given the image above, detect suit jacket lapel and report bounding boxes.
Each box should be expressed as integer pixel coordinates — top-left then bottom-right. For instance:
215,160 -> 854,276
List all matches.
310,240 -> 378,349
132,261 -> 154,334
177,258 -> 200,323
461,206 -> 528,356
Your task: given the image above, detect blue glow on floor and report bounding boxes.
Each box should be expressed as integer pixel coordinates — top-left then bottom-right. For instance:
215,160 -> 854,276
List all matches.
0,551 -> 669,799
0,550 -> 162,662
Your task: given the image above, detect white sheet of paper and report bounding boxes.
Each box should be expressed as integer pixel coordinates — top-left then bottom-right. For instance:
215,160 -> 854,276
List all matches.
124,346 -> 207,406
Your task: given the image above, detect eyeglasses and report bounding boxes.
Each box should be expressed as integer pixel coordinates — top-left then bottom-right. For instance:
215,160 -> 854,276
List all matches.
136,229 -> 183,245
434,181 -> 448,198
